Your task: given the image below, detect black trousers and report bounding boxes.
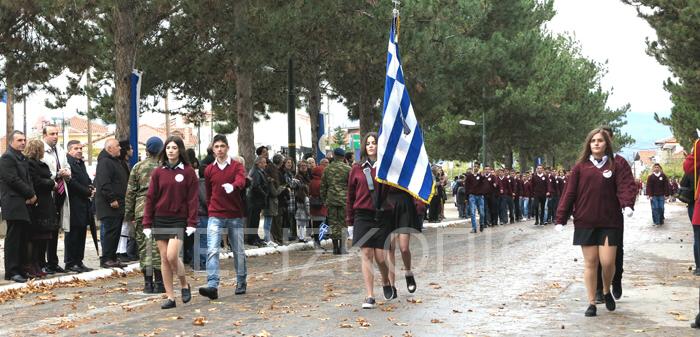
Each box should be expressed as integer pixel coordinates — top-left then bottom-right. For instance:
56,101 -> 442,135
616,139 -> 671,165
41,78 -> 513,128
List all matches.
533,196 -> 546,224
46,228 -> 59,266
486,194 -> 499,225
597,239 -> 624,292
549,196 -> 560,223
246,206 -> 263,244
100,216 -> 123,263
64,224 -> 87,268
514,196 -> 521,220
4,220 -> 28,278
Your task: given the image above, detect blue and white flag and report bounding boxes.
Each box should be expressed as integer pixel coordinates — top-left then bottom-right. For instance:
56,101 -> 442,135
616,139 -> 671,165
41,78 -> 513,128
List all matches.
376,17 -> 435,204
0,88 -> 6,104
317,113 -> 326,160
129,70 -> 142,168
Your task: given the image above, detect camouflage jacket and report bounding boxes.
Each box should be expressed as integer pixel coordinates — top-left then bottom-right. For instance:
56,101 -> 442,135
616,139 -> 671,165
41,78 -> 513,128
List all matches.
320,160 -> 350,207
124,157 -> 160,221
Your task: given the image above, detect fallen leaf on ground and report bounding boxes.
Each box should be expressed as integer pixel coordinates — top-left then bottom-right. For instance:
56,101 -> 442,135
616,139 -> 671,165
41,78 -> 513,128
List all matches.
452,309 -> 462,313
406,298 -> 422,304
193,317 -> 207,326
339,323 -> 353,328
430,318 -> 443,323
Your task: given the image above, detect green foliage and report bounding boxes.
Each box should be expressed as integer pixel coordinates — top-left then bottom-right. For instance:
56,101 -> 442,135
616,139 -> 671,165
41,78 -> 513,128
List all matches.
330,126 -> 347,150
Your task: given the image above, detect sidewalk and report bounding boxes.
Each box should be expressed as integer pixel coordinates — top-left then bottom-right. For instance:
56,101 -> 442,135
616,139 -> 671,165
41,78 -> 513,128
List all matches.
0,202 -> 465,291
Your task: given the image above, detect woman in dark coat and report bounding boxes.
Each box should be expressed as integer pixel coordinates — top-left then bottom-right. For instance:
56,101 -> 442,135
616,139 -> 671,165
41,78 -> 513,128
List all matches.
24,139 -> 57,278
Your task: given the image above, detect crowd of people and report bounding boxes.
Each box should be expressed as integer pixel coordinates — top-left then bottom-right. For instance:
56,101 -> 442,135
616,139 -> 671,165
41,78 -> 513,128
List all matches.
0,124 -> 694,317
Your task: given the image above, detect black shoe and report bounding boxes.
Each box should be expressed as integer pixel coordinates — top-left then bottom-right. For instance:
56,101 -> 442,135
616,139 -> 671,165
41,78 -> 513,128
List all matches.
100,260 -> 126,269
479,226 -> 484,232
692,313 -> 700,329
181,284 -> 191,303
612,281 -> 622,300
78,264 -> 94,272
595,290 -> 604,304
391,286 -> 398,299
41,266 -> 56,275
585,304 -> 597,317
604,292 -> 616,311
695,269 -> 700,276
534,221 -> 539,226
9,274 -> 27,283
161,299 -> 176,309
235,283 -> 247,295
383,285 -> 395,300
66,265 -> 84,273
470,229 -> 477,233
406,274 -> 416,293
143,281 -> 154,294
199,287 -> 219,300
50,265 -> 66,273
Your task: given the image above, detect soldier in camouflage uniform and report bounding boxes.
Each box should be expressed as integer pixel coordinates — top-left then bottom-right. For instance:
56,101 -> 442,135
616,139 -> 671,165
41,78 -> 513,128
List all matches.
124,137 -> 164,294
320,148 -> 351,254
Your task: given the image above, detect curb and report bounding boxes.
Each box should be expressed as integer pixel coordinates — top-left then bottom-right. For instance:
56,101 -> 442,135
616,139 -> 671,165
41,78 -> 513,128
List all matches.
0,218 -> 466,294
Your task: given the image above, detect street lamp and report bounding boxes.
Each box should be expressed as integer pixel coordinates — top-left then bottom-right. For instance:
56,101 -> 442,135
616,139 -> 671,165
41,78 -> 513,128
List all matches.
459,110 -> 486,164
263,58 -> 296,162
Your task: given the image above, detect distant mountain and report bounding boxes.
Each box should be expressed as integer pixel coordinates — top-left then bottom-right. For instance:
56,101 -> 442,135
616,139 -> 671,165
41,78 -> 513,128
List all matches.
619,111 -> 672,159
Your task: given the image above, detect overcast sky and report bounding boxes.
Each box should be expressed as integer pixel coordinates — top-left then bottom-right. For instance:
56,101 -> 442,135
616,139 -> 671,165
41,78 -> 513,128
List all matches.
2,0 -> 674,147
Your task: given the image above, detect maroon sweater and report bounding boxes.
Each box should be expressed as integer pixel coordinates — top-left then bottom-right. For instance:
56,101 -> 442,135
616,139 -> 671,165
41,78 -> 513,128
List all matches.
346,162 -> 376,226
523,180 -> 532,197
645,172 -> 669,196
143,163 -> 199,228
555,159 -> 637,229
463,172 -> 477,195
531,173 -> 549,198
205,159 -> 247,219
497,176 -> 512,196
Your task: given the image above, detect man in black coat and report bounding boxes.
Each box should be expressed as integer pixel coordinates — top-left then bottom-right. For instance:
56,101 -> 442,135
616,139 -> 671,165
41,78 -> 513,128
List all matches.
246,156 -> 269,246
94,138 -> 129,268
0,131 -> 36,283
65,140 -> 95,273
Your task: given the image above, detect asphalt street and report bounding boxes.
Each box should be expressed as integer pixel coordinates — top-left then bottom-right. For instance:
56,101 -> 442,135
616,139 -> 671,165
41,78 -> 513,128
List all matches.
0,199 -> 698,336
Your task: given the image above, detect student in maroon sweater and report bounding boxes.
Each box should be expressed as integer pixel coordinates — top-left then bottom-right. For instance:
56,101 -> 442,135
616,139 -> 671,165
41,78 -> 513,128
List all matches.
646,163 -> 669,226
555,128 -> 636,317
531,165 -> 550,225
198,135 -> 248,300
142,136 -> 198,309
465,163 -> 486,233
497,169 -> 513,225
346,132 -> 392,309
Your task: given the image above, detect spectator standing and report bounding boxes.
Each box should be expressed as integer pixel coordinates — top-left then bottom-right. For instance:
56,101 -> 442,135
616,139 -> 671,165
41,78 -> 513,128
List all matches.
142,136 -> 198,309
263,156 -> 285,246
64,140 -> 95,273
95,139 -> 128,268
294,160 -> 311,242
41,125 -> 70,274
309,165 -> 327,249
246,157 -> 269,246
25,140 -> 58,279
124,137 -> 165,293
0,131 -> 36,283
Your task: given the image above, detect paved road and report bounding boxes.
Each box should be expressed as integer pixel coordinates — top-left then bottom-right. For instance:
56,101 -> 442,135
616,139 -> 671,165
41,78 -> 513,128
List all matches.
0,200 -> 697,336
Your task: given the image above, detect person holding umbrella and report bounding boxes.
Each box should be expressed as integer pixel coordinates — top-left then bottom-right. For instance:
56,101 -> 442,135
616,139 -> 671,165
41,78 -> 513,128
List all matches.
64,140 -> 95,273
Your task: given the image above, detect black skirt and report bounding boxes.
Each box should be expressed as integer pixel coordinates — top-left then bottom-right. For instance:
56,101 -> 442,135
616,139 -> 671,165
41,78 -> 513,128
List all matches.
352,210 -> 391,249
573,227 -> 622,246
153,216 -> 186,241
384,190 -> 421,233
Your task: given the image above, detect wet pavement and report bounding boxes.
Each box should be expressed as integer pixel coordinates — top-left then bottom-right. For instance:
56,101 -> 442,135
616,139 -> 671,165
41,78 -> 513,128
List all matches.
0,200 -> 699,336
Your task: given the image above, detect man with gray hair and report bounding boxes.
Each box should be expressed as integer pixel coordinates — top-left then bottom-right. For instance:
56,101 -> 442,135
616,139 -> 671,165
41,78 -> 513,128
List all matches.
41,124 -> 71,274
0,131 -> 36,283
95,138 -> 129,268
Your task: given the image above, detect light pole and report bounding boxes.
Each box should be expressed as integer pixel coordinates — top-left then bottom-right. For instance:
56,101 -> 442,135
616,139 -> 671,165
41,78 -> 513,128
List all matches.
459,110 -> 486,164
263,58 -> 296,162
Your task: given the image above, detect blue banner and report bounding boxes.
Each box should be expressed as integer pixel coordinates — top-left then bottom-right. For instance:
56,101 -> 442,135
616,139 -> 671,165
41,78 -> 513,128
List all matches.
317,113 -> 325,160
129,71 -> 142,167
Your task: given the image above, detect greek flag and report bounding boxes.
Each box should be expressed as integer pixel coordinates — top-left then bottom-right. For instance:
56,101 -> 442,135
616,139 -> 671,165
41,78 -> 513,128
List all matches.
376,19 -> 435,204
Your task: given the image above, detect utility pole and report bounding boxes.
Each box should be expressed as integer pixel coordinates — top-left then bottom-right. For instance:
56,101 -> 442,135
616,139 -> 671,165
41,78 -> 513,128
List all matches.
5,85 -> 13,138
287,58 -> 296,162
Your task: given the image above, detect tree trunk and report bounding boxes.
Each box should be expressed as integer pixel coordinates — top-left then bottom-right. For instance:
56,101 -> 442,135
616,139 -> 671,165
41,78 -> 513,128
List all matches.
518,148 -> 527,173
235,66 -> 254,170
113,1 -> 137,141
358,92 -> 374,137
5,83 -> 13,137
307,66 -> 322,160
506,150 -> 514,170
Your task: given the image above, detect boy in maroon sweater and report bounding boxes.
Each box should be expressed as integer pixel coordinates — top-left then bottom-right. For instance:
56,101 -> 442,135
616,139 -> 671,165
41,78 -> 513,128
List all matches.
465,163 -> 486,232
645,163 -> 669,226
198,135 -> 248,300
531,165 -> 550,225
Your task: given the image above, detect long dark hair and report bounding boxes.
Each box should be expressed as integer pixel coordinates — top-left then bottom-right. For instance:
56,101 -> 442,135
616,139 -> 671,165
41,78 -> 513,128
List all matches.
158,136 -> 190,166
360,132 -> 379,162
577,128 -> 615,172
